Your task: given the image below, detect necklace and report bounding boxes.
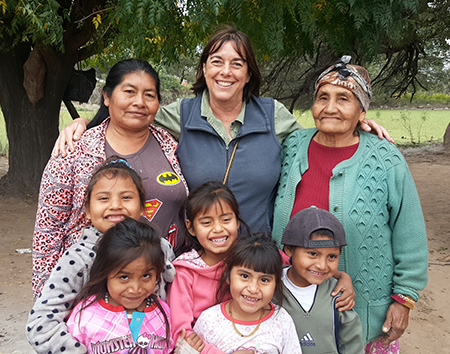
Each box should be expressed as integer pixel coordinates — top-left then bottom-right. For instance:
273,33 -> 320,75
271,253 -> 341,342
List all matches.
228,301 -> 264,338
104,292 -> 152,309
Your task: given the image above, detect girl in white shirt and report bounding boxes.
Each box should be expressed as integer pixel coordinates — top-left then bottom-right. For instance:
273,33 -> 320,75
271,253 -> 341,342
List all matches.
193,233 -> 302,354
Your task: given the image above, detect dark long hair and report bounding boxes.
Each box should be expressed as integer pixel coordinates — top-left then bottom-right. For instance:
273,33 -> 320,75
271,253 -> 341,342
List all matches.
85,155 -> 146,211
192,25 -> 261,103
216,232 -> 283,306
88,59 -> 161,128
71,218 -> 170,346
175,180 -> 249,257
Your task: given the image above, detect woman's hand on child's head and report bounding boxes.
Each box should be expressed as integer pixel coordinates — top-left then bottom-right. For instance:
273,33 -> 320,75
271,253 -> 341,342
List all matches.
332,271 -> 356,311
184,329 -> 205,352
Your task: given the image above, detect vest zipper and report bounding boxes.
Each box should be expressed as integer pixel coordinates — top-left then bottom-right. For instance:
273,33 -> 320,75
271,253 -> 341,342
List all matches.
223,139 -> 239,185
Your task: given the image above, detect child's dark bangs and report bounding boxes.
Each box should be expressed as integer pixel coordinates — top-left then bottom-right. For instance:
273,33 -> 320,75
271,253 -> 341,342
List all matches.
239,246 -> 278,276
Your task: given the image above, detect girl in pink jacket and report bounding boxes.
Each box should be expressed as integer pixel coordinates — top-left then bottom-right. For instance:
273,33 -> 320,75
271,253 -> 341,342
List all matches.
167,181 -> 250,354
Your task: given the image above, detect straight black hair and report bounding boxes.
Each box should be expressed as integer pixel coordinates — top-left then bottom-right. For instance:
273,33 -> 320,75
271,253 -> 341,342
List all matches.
71,218 -> 171,347
88,59 -> 161,128
175,180 -> 249,257
216,232 -> 283,306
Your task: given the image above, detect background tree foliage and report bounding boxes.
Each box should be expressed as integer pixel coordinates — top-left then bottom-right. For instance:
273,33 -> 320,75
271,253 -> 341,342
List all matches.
0,0 -> 448,194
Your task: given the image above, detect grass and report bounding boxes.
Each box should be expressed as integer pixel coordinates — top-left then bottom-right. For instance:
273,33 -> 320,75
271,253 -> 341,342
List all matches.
294,108 -> 450,147
59,108 -> 97,129
0,107 -> 97,156
1,107 -> 450,156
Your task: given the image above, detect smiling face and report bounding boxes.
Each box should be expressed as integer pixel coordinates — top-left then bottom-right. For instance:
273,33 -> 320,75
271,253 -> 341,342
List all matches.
312,84 -> 366,146
106,256 -> 157,312
104,71 -> 159,134
186,200 -> 239,266
203,41 -> 251,107
284,235 -> 341,287
85,175 -> 143,233
228,265 -> 276,321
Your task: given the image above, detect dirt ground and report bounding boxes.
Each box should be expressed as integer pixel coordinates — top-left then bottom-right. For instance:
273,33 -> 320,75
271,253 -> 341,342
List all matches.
0,147 -> 449,354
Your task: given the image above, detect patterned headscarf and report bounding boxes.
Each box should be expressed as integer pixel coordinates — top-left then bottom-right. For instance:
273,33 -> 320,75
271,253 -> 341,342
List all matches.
314,56 -> 372,111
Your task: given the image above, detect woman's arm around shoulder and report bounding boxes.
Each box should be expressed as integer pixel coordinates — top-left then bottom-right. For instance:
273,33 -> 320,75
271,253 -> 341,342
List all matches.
51,98 -> 183,157
153,99 -> 183,140
273,99 -> 303,144
360,119 -> 395,143
52,118 -> 90,157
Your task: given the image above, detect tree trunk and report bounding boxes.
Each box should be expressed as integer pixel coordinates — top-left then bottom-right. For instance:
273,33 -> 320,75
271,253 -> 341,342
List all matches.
0,43 -> 75,195
444,122 -> 450,150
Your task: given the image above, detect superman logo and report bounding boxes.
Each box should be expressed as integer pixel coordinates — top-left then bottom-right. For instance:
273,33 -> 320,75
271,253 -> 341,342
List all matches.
143,198 -> 162,221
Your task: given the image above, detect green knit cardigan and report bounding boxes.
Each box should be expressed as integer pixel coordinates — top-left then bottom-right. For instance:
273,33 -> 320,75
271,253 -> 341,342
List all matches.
273,128 -> 428,343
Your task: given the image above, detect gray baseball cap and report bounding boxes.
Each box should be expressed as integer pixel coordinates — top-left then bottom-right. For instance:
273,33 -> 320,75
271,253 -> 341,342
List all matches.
282,206 -> 346,248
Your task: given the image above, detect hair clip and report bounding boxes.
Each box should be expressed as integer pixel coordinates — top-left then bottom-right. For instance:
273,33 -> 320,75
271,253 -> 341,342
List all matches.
105,158 -> 134,170
341,55 -> 352,64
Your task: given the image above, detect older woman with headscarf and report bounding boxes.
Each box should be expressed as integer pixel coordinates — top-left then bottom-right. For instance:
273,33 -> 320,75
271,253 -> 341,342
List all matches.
272,56 -> 428,353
